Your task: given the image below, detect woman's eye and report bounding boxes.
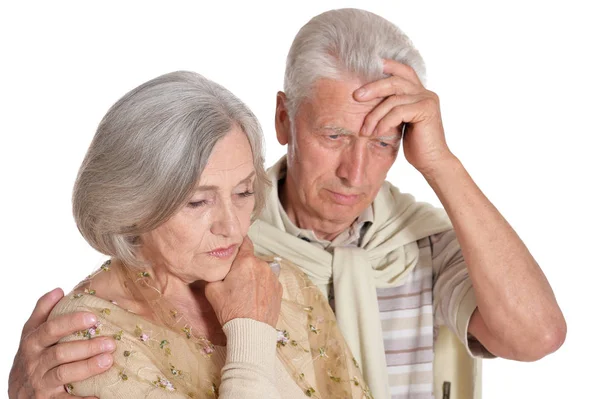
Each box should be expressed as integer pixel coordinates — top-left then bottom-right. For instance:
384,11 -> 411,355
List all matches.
237,190 -> 255,198
188,200 -> 208,208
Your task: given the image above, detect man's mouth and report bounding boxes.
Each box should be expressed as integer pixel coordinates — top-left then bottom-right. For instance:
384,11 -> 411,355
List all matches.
326,189 -> 362,205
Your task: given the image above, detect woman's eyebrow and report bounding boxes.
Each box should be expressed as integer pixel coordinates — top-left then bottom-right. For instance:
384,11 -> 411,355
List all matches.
237,171 -> 256,185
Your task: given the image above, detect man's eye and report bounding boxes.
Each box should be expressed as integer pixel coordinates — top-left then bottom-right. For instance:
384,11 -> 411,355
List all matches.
378,141 -> 390,148
328,135 -> 340,140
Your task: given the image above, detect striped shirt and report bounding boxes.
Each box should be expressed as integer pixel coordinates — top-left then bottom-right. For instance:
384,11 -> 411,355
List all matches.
277,200 -> 491,398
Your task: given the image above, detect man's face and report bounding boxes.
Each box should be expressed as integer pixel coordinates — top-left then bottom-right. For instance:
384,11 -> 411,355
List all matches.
277,76 -> 401,231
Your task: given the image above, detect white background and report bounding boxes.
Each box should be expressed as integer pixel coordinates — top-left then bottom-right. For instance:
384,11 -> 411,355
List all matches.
1,1 -> 598,397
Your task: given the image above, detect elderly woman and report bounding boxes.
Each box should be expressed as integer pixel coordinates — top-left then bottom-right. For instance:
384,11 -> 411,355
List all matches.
48,71 -> 370,398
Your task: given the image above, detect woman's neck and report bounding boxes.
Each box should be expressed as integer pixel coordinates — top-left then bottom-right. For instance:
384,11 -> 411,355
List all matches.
150,266 -> 227,345
103,258 -> 227,345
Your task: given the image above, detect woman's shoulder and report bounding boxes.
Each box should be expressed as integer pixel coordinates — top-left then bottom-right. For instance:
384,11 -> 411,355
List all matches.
49,286 -> 115,320
53,295 -> 219,398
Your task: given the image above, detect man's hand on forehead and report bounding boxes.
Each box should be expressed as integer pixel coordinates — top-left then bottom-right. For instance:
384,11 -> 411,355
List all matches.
352,59 -> 452,173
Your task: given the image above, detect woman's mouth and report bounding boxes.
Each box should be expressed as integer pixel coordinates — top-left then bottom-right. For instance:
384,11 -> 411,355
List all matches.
208,244 -> 237,259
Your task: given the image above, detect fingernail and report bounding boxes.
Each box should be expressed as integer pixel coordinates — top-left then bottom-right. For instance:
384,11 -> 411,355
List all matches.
101,339 -> 116,352
84,313 -> 97,326
355,88 -> 366,98
46,287 -> 64,300
97,353 -> 112,368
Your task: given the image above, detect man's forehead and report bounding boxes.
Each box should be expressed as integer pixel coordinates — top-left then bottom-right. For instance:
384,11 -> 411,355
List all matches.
308,77 -> 383,109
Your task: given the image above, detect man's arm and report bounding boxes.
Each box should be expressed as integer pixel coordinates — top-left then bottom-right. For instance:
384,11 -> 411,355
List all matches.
8,288 -> 116,399
354,59 -> 566,361
423,156 -> 566,360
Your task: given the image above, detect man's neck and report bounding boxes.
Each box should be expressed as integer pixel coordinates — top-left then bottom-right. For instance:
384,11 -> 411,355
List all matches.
279,176 -> 352,242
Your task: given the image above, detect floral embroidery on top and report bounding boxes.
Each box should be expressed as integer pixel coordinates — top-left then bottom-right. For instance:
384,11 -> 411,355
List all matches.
76,322 -> 102,339
65,383 -> 74,394
203,343 -> 215,355
277,329 -> 290,347
170,364 -> 183,377
100,260 -> 111,271
181,326 -> 192,339
153,376 -> 175,391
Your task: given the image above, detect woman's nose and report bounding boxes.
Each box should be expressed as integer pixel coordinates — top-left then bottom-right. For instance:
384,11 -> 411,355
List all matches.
209,202 -> 240,238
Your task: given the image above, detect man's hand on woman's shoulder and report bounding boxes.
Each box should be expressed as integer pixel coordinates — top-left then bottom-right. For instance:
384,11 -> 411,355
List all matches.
8,288 -> 116,399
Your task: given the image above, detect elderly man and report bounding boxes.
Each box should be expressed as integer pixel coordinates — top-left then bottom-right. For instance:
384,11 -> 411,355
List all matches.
9,8 -> 565,399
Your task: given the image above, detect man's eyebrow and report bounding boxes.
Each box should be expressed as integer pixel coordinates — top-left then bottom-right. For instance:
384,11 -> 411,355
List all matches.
321,125 -> 355,136
374,133 -> 402,141
194,171 -> 256,192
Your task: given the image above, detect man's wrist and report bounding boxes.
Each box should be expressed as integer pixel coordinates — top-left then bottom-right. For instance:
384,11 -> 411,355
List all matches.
418,153 -> 464,185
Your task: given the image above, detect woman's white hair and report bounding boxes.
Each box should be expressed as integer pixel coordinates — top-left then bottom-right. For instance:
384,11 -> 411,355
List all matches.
73,71 -> 269,267
284,8 -> 426,117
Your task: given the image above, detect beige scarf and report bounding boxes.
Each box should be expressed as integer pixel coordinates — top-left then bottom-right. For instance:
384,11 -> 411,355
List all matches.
249,157 -> 480,399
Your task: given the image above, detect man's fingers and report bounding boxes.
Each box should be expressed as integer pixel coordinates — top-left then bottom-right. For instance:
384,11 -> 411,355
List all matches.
29,312 -> 98,349
354,75 -> 418,102
22,288 -> 65,336
354,59 -> 423,102
41,336 -> 116,370
373,102 -> 427,137
362,94 -> 422,136
382,59 -> 422,85
42,353 -> 113,388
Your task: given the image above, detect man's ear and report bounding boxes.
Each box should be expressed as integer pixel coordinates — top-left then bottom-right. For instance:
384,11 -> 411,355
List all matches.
275,91 -> 291,146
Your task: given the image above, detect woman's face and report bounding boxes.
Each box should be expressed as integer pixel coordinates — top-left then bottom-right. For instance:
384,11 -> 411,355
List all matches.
140,127 -> 257,283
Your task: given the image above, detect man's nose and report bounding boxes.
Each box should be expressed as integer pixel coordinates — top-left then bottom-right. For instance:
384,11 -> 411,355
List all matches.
336,142 -> 367,187
210,201 -> 240,238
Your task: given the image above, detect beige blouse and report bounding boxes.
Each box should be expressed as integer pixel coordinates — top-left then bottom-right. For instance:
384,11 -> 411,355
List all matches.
49,258 -> 372,398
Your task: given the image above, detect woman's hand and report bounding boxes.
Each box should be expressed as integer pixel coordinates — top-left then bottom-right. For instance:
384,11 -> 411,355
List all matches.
205,237 -> 283,328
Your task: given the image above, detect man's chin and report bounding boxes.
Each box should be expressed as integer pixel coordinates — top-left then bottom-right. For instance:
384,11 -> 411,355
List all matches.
314,201 -> 365,224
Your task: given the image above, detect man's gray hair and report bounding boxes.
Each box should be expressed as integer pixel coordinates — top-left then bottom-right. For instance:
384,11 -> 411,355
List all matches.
284,8 -> 426,117
73,71 -> 269,266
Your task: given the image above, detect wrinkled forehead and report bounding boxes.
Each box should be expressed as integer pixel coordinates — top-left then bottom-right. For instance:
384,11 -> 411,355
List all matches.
299,77 -> 384,123
197,129 -> 256,186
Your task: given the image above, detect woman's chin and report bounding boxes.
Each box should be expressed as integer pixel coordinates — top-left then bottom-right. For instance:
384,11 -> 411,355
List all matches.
199,262 -> 233,283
